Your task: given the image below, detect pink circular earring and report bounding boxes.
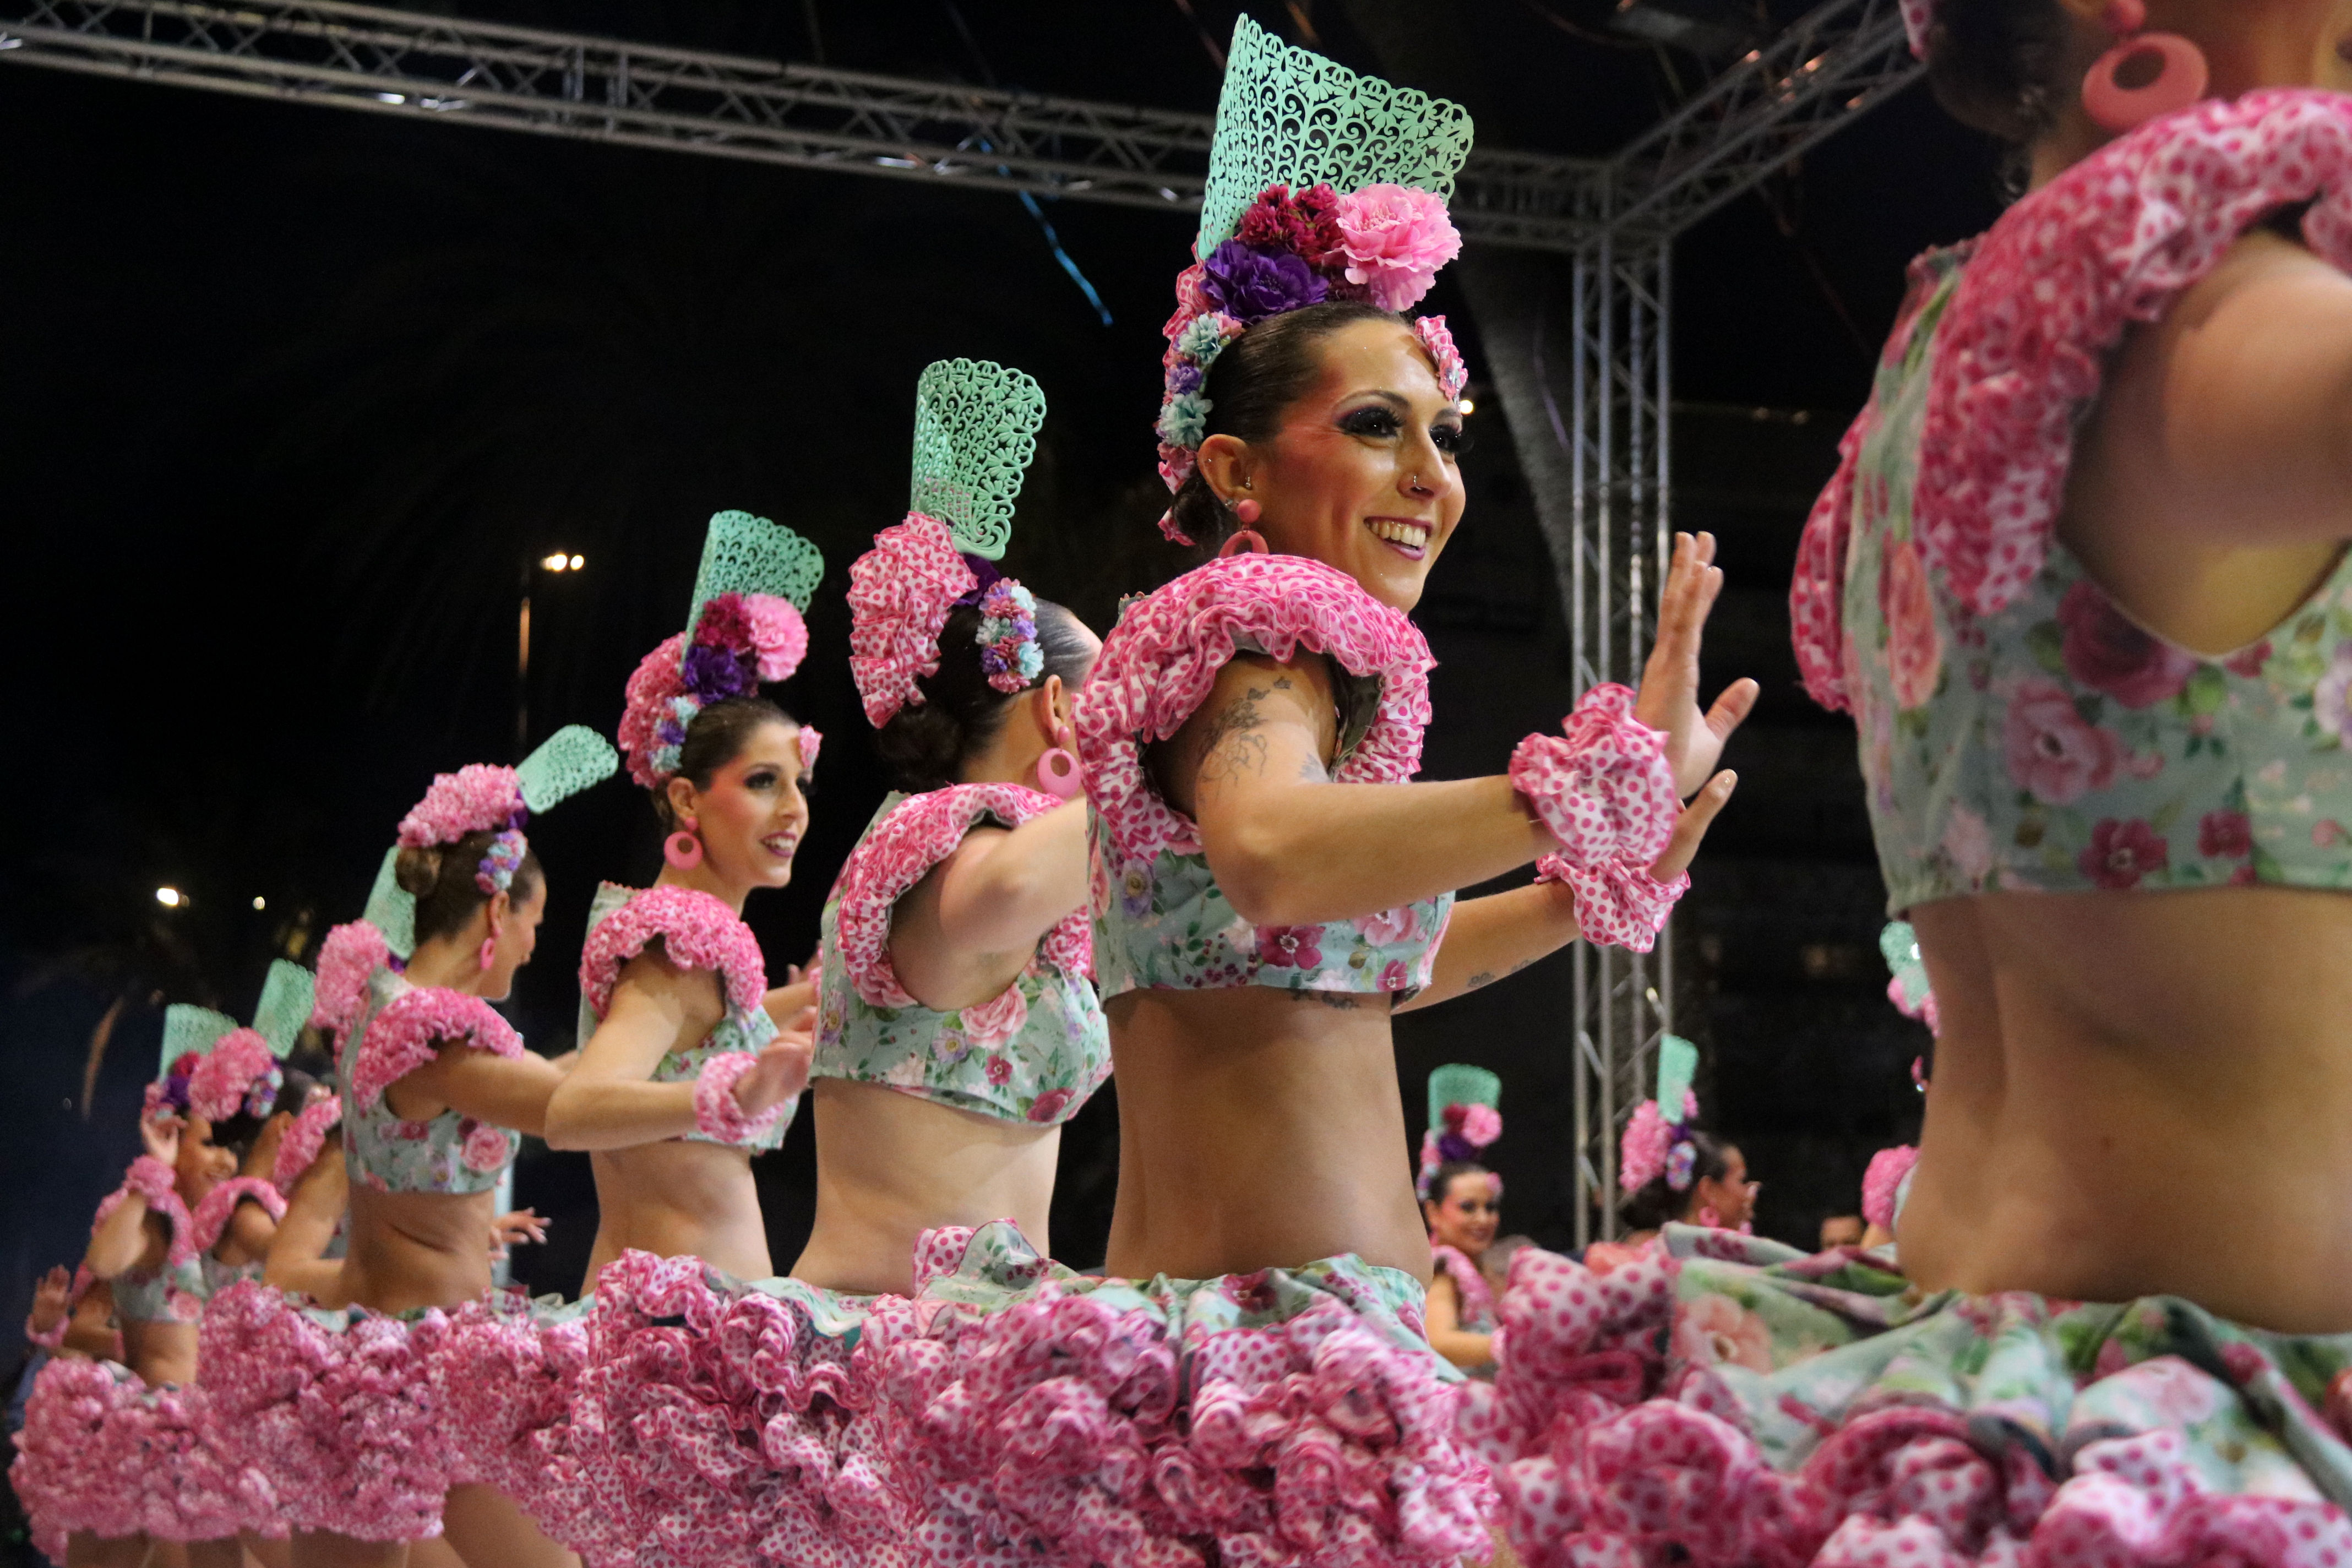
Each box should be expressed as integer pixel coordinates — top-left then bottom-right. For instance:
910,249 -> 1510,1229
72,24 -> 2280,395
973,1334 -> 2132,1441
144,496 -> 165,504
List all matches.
1697,1205 -> 1724,1229
665,820 -> 704,870
1221,494 -> 1268,557
478,935 -> 496,971
1034,720 -> 1082,801
2081,0 -> 2208,134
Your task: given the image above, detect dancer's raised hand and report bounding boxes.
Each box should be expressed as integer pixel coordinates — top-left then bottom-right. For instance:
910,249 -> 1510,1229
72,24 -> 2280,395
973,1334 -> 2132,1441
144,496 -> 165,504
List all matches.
1635,532 -> 1758,798
139,1110 -> 183,1168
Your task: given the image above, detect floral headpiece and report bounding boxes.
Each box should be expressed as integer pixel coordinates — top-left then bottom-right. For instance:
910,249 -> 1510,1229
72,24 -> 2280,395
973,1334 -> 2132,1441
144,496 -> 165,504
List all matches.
1881,920 -> 1941,1037
154,959 -> 315,1123
848,360 -> 1050,727
1416,1063 -> 1503,1202
619,510 -> 824,789
1619,1035 -> 1703,1193
1155,17 -> 1474,543
395,727 -> 619,894
1899,0 -> 1936,58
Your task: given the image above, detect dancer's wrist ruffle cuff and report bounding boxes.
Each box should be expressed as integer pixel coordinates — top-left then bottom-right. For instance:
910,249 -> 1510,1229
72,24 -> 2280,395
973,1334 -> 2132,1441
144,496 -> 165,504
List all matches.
694,1051 -> 785,1145
1513,684 -> 1684,953
190,1177 -> 287,1254
97,1156 -> 197,1267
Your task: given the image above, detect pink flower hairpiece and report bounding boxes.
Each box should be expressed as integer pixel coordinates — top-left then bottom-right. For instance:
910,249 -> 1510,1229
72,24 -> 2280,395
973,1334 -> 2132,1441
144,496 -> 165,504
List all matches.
187,1028 -> 281,1124
1414,1099 -> 1505,1201
847,514 -> 1050,726
396,764 -> 530,895
618,591 -> 810,788
1619,1090 -> 1701,1194
1155,182 -> 1467,545
1900,0 -> 1935,57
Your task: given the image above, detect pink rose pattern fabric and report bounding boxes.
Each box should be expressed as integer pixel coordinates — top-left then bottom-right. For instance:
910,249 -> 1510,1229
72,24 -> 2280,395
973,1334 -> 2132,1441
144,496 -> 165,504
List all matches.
1466,1227 -> 2352,1568
1788,95 -> 2352,908
813,788 -> 1109,1128
866,1219 -> 1496,1568
1078,552 -> 1456,1000
339,967 -> 524,1196
1514,683 -> 1688,954
576,881 -> 794,1152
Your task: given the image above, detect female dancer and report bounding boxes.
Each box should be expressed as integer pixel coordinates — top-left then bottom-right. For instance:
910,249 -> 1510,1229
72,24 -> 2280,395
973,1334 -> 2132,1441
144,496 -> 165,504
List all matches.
1417,1066 -> 1503,1373
14,988 -> 311,1568
1586,1069 -> 1756,1271
201,728 -> 613,1568
869,20 -> 1752,1566
1471,5 -> 2352,1562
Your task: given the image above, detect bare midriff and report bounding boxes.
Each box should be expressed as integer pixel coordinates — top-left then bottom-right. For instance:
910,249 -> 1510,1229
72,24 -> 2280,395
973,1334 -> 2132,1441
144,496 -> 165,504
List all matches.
1103,987 -> 1429,1284
339,1186 -> 497,1315
790,1077 -> 1062,1295
585,1139 -> 769,1286
1903,887 -> 2352,1333
120,1319 -> 197,1387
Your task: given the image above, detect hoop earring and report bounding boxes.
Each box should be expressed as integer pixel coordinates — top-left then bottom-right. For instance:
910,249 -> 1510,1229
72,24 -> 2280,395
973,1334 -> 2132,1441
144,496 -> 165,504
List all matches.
1697,1205 -> 1723,1229
665,825 -> 705,870
478,935 -> 497,971
2082,0 -> 2207,133
1034,720 -> 1082,801
1219,529 -> 1269,558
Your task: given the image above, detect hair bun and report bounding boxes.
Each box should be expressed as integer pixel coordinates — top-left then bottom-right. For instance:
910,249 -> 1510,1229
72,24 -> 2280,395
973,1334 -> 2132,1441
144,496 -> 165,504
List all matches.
393,845 -> 444,897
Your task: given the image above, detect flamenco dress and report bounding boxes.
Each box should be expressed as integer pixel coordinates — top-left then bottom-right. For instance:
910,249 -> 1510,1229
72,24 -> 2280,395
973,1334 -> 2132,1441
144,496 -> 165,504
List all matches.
13,1159 -> 287,1560
198,919 -> 529,1544
1471,92 -> 2352,1568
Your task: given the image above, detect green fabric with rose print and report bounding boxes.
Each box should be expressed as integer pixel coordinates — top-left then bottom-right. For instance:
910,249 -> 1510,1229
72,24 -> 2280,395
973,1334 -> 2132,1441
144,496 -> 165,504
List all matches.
812,793 -> 1109,1127
1847,251 -> 2352,913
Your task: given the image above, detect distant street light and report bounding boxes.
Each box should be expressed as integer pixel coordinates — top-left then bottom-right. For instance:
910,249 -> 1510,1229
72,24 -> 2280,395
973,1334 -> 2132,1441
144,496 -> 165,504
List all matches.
520,551 -> 587,752
155,886 -> 184,908
252,896 -> 267,911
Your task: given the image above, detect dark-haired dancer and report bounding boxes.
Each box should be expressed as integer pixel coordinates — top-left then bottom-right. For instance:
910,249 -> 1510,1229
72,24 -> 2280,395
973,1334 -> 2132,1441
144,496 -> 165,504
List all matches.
1417,1066 -> 1502,1373
1474,4 -> 2352,1563
202,731 -> 614,1568
868,22 -> 1751,1567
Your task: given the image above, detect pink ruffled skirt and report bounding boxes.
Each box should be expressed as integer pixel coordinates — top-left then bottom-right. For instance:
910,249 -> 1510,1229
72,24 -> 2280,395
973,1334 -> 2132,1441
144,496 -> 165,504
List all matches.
455,1249 -> 909,1568
865,1221 -> 1495,1568
1464,1226 -> 2352,1568
197,1279 -> 470,1541
11,1354 -> 281,1555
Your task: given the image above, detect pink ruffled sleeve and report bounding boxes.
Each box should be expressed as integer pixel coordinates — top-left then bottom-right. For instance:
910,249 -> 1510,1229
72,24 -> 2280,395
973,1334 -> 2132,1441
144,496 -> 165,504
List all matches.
271,1095 -> 343,1195
1861,1145 -> 1919,1234
832,783 -> 1089,1008
312,921 -> 391,1037
93,1155 -> 198,1268
1075,553 -> 1435,864
189,1177 -> 287,1253
577,884 -> 767,1021
348,987 -> 525,1109
1515,684 -> 1686,954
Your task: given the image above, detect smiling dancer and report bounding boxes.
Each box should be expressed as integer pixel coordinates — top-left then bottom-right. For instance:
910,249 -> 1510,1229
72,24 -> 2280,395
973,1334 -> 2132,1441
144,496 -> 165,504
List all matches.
1468,4 -> 2352,1564
199,728 -> 614,1568
443,512 -> 821,1567
13,968 -> 316,1568
865,20 -> 1751,1566
1417,1066 -> 1502,1374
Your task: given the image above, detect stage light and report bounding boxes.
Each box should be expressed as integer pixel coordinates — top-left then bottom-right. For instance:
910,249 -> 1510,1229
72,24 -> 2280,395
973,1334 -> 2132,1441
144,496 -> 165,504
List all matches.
155,886 -> 184,908
252,896 -> 267,911
568,554 -> 584,570
542,553 -> 569,571
1457,398 -> 1476,416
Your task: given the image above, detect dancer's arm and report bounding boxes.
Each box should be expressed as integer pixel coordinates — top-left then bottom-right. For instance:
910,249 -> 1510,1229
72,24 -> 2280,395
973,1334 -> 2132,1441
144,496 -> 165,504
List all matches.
393,1040 -> 569,1137
218,1116 -> 291,1263
1183,535 -> 1750,927
891,801 -> 1089,1011
85,1115 -> 178,1280
1398,779 -> 1735,1012
1422,1273 -> 1493,1371
265,1141 -> 350,1300
543,953 -> 809,1150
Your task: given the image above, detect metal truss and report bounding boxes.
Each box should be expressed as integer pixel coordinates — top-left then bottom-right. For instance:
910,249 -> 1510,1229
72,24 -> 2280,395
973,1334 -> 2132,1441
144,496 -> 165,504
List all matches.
0,0 -> 1923,1241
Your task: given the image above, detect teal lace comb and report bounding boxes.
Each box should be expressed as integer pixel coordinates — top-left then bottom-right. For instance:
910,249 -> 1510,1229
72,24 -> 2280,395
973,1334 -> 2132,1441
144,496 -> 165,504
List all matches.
1427,1063 -> 1500,1131
517,725 -> 619,815
362,845 -> 417,961
908,358 -> 1047,562
160,1005 -> 237,1077
250,960 -> 315,1058
683,510 -> 826,658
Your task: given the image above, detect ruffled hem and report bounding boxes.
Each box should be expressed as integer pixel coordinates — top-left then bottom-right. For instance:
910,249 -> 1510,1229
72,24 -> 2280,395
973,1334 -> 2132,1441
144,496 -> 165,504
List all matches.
428,1291 -> 598,1547
867,1221 -> 1495,1567
190,1176 -> 287,1253
312,921 -> 392,1037
197,1279 -> 459,1540
578,884 -> 767,1021
540,1249 -> 912,1568
12,1357 -> 284,1545
94,1155 -> 197,1268
272,1095 -> 343,1196
832,783 -> 1090,1008
1466,1228 -> 2352,1568
1076,553 -> 1436,865
348,986 -> 524,1109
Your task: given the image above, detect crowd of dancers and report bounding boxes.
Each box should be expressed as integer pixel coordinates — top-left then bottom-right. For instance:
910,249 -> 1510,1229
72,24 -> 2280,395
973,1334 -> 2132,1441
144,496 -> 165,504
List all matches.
16,1 -> 2352,1562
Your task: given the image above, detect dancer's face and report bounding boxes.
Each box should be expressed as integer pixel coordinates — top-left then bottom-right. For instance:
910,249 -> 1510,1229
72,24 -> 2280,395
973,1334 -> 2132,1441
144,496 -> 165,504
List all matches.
177,1115 -> 237,1199
1423,1170 -> 1501,1257
1218,318 -> 1467,613
1692,1145 -> 1757,1231
2142,0 -> 2352,93
674,720 -> 812,895
477,880 -> 545,1003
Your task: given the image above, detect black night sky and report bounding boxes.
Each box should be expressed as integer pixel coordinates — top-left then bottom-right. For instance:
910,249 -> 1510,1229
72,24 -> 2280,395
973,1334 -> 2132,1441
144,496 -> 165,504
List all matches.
0,1 -> 1998,1319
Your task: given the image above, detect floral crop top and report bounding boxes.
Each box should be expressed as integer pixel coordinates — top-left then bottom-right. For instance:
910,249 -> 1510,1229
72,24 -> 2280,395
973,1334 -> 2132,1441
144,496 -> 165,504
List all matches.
338,966 -> 525,1195
813,787 -> 1109,1126
1791,93 -> 2352,912
1077,553 -> 1454,998
578,883 -> 793,1152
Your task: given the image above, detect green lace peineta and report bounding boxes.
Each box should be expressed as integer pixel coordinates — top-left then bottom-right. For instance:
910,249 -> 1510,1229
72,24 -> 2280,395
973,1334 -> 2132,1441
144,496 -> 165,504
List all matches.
908,358 -> 1047,562
516,724 -> 619,815
1196,14 -> 1474,257
1425,1063 -> 1500,1132
683,510 -> 826,651
1655,1034 -> 1700,1126
160,1005 -> 237,1077
250,960 -> 315,1058
362,844 -> 417,961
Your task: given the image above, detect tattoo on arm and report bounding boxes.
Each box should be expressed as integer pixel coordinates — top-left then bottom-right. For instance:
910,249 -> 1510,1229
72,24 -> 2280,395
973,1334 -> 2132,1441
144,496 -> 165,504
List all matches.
1197,688 -> 1273,783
